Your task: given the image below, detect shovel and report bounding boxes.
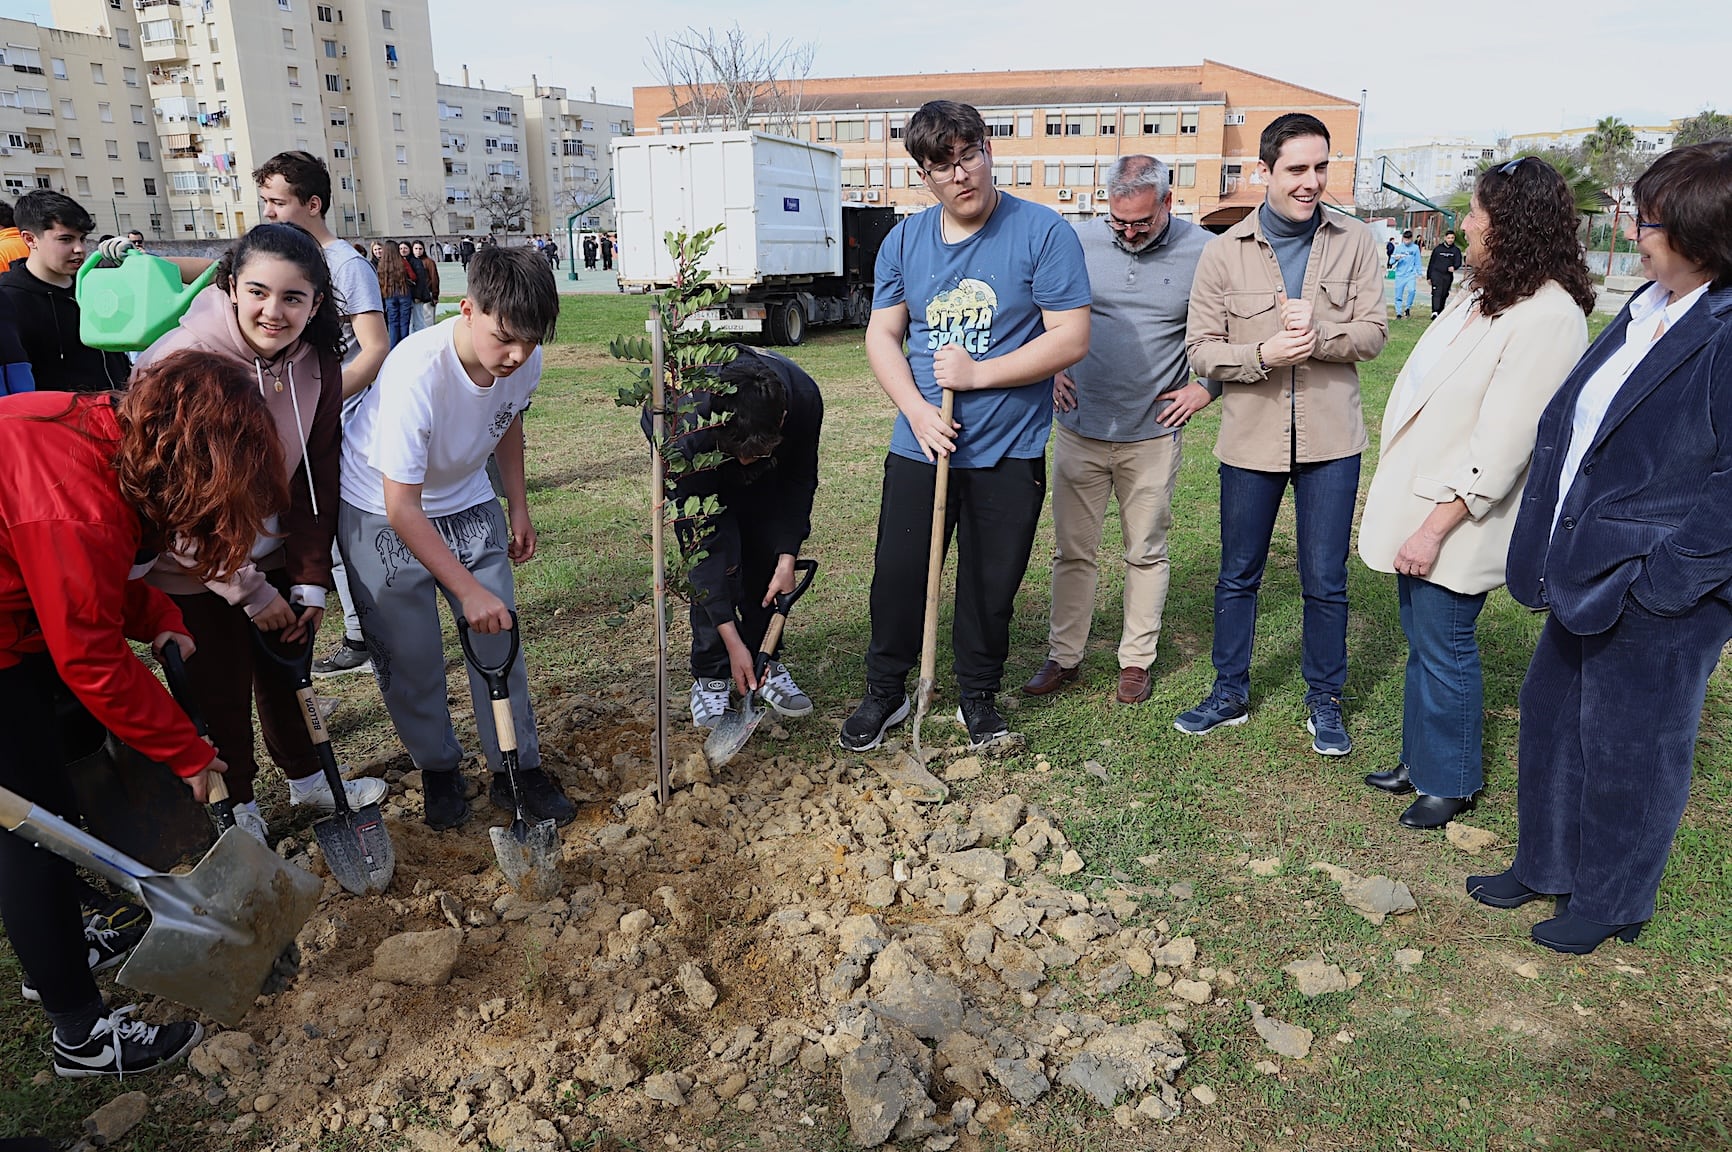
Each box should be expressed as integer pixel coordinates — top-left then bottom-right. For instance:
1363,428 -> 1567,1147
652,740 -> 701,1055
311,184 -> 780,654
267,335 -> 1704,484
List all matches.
250,629 -> 395,896
705,558 -> 818,769
0,786 -> 322,1027
456,613 -> 560,902
157,642 -> 236,832
875,389 -> 953,804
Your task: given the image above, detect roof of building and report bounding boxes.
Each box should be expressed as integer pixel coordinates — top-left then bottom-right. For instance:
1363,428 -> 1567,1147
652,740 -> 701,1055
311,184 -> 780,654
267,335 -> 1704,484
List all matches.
663,82 -> 1226,120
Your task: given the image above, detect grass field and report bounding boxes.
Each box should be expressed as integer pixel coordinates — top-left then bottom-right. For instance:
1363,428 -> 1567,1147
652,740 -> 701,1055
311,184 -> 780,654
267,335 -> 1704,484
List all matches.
4,295 -> 1729,1151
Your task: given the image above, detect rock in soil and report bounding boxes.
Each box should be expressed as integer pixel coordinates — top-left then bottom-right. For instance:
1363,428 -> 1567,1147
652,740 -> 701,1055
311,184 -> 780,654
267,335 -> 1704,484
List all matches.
1283,957 -> 1349,997
1057,1020 -> 1186,1108
1248,1000 -> 1314,1059
84,1090 -> 149,1146
370,927 -> 462,986
1445,821 -> 1499,855
837,1008 -> 940,1147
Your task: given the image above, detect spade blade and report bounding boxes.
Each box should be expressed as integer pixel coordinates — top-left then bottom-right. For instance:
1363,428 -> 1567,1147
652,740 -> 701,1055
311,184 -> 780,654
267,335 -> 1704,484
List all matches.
313,801 -> 395,896
703,692 -> 764,769
490,818 -> 561,902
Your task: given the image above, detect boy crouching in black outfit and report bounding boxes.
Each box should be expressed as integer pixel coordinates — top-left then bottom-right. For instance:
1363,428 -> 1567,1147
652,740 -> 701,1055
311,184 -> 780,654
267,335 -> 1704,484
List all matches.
648,346 -> 823,728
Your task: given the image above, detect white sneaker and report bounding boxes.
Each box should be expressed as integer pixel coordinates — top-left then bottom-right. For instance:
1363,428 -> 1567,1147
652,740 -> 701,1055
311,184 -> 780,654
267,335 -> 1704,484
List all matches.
690,678 -> 731,729
758,659 -> 813,718
288,772 -> 389,813
232,802 -> 269,846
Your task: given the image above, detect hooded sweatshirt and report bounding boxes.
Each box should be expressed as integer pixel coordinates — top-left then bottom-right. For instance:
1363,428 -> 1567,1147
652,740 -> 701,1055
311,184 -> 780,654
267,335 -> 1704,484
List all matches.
0,262 -> 134,392
137,285 -> 342,614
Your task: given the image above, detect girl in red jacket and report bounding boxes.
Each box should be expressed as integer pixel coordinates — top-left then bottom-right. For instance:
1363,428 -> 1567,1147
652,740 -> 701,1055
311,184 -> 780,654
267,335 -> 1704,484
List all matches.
139,222 -> 387,844
0,351 -> 285,1078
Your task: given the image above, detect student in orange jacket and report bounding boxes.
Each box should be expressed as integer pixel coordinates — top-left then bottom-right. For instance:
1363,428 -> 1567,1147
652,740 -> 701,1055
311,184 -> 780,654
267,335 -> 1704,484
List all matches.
0,351 -> 285,1078
0,198 -> 28,270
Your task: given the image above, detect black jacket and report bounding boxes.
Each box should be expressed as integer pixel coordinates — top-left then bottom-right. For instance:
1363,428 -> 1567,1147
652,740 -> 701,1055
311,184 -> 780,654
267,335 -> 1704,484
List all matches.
1427,243 -> 1463,283
0,264 -> 133,392
643,346 -> 823,629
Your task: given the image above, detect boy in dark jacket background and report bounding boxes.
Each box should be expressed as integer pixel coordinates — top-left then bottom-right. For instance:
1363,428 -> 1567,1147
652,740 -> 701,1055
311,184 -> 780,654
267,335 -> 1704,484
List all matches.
0,191 -> 132,392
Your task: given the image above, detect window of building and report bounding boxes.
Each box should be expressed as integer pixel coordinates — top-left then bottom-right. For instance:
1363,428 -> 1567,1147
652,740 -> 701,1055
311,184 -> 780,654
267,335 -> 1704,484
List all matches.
841,163 -> 865,188
90,63 -> 105,85
1175,162 -> 1196,187
287,66 -> 300,87
396,145 -> 407,164
317,4 -> 333,20
113,177 -> 125,194
66,136 -> 81,157
282,28 -> 295,48
99,102 -> 112,122
51,58 -> 66,80
582,119 -> 593,130
143,177 -> 156,195
76,175 -> 91,195
867,117 -> 883,142
292,102 -> 305,123
1015,162 -> 1032,187
324,74 -> 339,93
137,140 -> 151,160
868,163 -> 883,187
815,119 -> 832,142
141,19 -> 177,45
399,178 -> 409,195
17,88 -> 49,114
1100,113 -> 1116,136
5,47 -> 43,73
382,8 -> 393,28
984,117 -> 1014,138
389,78 -> 400,97
58,99 -> 74,119
1142,112 -> 1176,136
116,27 -> 130,49
390,111 -> 402,131
384,44 -> 398,66
1220,162 -> 1242,194
889,116 -> 904,140
323,39 -> 338,57
115,213 -> 131,230
991,164 -> 1012,187
1043,162 -> 1060,187
106,138 -> 119,158
149,213 -> 162,231
332,141 -> 347,158
835,119 -> 866,143
123,67 -> 138,87
1062,163 -> 1095,186
1044,114 -> 1062,137
1017,113 -> 1033,138
890,165 -> 905,189
1180,111 -> 1198,135
1067,113 -> 1097,136
131,104 -> 144,124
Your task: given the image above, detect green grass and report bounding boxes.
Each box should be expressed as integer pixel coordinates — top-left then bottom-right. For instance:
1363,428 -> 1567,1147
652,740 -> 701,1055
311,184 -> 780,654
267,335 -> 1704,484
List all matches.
6,299 -> 1728,1151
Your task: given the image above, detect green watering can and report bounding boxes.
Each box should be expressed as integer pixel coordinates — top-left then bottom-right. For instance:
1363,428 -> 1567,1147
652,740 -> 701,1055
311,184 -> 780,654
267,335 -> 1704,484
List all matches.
76,249 -> 219,352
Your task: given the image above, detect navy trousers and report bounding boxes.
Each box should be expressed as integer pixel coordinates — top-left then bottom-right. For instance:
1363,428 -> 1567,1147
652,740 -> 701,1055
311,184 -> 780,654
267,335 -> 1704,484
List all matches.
1512,596 -> 1732,924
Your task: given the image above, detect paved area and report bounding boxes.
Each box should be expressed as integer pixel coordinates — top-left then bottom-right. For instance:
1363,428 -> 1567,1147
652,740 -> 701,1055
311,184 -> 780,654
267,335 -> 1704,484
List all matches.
435,259 -> 623,298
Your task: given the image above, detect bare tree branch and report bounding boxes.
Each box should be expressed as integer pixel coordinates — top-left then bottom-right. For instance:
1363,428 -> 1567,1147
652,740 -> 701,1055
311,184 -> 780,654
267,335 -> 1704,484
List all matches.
645,24 -> 815,135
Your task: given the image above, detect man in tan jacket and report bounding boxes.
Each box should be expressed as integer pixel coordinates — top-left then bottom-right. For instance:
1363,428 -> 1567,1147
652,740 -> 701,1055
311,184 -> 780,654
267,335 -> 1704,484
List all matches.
1174,113 -> 1387,756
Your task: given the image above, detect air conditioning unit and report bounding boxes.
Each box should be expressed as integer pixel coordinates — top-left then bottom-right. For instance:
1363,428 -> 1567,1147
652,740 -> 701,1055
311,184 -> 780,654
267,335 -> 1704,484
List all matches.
1056,188 -> 1073,201
846,191 -> 863,202
865,190 -> 880,202
1224,112 -> 1246,126
1094,188 -> 1109,201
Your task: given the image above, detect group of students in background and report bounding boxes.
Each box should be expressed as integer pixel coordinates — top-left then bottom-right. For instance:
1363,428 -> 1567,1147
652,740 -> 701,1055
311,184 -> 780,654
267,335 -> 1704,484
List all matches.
0,149 -> 574,1079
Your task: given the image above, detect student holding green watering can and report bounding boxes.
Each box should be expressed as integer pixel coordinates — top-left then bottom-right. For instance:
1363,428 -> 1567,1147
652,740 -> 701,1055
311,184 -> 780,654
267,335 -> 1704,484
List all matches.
137,223 -> 389,846
0,351 -> 286,1077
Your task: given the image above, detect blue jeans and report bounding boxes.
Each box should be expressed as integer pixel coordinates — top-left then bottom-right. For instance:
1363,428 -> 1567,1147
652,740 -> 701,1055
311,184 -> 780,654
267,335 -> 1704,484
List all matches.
1211,456 -> 1360,706
1398,575 -> 1488,798
1395,275 -> 1418,314
384,294 -> 413,346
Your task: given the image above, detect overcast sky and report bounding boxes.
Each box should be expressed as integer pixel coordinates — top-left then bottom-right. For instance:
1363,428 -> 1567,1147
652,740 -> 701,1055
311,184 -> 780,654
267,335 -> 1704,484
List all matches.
4,0 -> 1722,149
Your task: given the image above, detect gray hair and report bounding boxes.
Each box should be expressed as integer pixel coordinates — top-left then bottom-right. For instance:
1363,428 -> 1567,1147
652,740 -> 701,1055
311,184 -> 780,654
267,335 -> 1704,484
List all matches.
1106,155 -> 1170,201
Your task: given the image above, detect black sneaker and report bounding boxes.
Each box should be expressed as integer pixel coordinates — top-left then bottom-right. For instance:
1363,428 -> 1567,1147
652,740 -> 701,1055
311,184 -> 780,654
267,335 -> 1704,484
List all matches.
312,638 -> 373,679
23,920 -> 148,1003
955,696 -> 1011,747
423,769 -> 471,831
84,896 -> 147,936
839,693 -> 911,752
52,1005 -> 203,1078
490,768 -> 576,827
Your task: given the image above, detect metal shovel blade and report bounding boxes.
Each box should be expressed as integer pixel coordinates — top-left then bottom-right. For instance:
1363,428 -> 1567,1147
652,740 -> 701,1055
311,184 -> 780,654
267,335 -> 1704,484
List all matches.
489,817 -> 562,902
704,692 -> 764,769
118,826 -> 324,1026
313,801 -> 395,896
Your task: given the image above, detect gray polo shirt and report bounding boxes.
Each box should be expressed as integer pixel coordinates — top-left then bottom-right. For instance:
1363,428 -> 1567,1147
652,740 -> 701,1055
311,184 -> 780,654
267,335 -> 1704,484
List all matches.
1057,214 -> 1210,442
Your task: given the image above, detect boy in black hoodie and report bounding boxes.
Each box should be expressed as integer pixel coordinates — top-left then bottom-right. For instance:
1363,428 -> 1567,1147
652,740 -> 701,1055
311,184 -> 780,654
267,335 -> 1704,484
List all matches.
0,191 -> 133,392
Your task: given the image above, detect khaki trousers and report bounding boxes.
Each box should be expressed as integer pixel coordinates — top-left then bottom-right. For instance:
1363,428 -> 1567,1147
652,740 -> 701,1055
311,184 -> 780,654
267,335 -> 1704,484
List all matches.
1047,423 -> 1182,670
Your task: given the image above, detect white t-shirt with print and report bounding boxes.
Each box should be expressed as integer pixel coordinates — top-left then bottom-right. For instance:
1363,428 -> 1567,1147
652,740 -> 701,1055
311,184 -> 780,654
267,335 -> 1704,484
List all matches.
339,316 -> 539,518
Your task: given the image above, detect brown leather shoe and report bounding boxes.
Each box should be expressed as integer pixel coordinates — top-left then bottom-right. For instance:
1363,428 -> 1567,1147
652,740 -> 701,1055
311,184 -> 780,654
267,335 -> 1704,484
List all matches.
1021,659 -> 1079,696
1116,666 -> 1153,704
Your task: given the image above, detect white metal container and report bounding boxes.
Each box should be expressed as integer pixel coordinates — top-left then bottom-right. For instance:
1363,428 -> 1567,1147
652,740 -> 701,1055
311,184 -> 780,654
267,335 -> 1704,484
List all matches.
612,131 -> 843,289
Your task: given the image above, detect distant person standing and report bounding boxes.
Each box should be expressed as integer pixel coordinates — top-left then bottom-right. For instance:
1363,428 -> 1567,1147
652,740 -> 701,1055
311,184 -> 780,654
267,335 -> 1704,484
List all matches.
410,240 -> 440,332
1392,229 -> 1423,318
0,200 -> 28,270
459,236 -> 476,268
379,244 -> 414,347
583,235 -> 597,270
1427,229 -> 1464,317
602,234 -> 615,271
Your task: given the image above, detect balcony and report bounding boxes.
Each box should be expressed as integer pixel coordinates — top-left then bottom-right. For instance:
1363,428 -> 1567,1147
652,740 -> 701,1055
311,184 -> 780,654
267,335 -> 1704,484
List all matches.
141,26 -> 188,64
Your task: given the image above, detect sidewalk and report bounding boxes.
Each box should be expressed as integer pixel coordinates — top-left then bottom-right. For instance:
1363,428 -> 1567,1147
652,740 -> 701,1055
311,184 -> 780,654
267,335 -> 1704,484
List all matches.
436,259 -> 623,298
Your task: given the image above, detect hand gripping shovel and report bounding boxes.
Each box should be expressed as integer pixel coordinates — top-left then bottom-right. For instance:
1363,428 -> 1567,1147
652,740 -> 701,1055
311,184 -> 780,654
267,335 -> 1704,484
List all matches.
456,613 -> 561,902
157,641 -> 237,833
250,629 -> 395,896
705,558 -> 818,769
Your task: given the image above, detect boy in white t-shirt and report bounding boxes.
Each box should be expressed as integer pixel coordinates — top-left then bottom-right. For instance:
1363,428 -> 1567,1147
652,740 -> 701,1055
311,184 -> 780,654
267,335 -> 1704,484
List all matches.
337,246 -> 573,831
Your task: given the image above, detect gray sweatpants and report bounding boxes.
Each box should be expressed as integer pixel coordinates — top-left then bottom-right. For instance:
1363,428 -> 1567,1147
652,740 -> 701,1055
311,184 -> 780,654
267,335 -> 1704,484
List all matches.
337,498 -> 540,777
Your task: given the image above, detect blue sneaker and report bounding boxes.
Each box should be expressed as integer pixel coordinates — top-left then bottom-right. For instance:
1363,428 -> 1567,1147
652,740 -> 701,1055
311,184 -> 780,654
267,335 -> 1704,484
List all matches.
1307,697 -> 1351,756
1173,689 -> 1249,735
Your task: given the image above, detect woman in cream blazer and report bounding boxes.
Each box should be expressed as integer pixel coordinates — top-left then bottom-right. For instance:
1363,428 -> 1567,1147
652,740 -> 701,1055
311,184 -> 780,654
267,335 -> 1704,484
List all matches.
1358,157 -> 1595,829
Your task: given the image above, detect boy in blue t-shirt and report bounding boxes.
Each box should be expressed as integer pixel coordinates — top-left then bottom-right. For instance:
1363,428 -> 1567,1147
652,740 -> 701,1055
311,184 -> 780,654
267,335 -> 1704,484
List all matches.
839,100 -> 1091,752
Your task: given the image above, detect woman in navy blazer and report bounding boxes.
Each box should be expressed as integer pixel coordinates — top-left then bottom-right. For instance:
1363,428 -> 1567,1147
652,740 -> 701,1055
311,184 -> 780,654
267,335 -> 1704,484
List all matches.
1471,142 -> 1732,954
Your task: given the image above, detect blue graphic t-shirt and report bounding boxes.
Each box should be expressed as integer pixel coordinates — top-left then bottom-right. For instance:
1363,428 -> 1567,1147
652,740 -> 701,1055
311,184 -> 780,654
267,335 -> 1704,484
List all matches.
876,193 -> 1090,468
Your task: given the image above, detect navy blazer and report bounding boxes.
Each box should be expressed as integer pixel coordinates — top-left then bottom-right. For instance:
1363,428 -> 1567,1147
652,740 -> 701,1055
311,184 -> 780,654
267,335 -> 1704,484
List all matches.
1506,282 -> 1732,634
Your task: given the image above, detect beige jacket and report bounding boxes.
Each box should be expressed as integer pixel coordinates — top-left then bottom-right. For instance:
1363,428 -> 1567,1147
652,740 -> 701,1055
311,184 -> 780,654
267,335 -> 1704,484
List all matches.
1358,280 -> 1589,595
1187,209 -> 1388,470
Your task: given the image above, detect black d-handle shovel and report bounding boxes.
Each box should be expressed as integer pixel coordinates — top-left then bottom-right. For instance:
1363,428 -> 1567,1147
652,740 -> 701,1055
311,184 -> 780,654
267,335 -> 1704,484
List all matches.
158,640 -> 238,832
455,612 -> 561,902
250,629 -> 395,896
704,558 -> 818,770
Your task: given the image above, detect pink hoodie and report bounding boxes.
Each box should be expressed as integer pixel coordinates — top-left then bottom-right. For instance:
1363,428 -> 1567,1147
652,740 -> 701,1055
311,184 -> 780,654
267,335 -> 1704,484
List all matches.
139,285 -> 342,614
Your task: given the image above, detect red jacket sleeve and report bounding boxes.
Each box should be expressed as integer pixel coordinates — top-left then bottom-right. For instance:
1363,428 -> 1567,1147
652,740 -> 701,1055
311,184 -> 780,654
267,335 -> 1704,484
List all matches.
11,519 -> 213,777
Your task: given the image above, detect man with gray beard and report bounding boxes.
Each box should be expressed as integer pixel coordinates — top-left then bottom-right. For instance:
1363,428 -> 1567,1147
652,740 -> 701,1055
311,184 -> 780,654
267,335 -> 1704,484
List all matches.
1022,156 -> 1211,705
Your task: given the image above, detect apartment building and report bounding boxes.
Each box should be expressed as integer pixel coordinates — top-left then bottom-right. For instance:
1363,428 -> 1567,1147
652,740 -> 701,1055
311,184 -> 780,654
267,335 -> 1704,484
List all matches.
633,61 -> 1361,228
0,18 -> 176,238
1359,138 -> 1499,209
434,79 -> 523,234
1505,123 -> 1677,158
48,0 -> 445,240
512,83 -> 629,236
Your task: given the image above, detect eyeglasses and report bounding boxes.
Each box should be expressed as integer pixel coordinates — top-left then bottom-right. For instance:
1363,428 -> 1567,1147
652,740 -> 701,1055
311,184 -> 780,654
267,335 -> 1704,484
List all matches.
1497,157 -> 1529,175
1107,213 -> 1160,234
921,146 -> 989,184
1620,215 -> 1665,236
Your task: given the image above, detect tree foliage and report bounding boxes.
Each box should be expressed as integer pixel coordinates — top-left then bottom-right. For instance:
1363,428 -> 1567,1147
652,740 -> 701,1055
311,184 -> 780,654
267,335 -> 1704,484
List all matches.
612,226 -> 739,603
1674,109 -> 1732,147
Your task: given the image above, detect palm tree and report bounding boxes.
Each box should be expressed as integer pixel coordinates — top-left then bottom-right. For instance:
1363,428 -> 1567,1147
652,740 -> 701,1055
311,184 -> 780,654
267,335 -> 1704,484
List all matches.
1582,115 -> 1636,160
1445,151 -> 1607,225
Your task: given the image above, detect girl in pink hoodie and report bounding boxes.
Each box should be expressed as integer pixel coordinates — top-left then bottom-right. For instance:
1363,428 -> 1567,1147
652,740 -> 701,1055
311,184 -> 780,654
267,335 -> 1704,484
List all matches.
140,222 -> 386,843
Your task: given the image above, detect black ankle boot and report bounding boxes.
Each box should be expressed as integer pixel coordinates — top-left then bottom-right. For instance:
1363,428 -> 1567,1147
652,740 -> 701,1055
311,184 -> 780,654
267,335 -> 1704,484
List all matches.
1465,868 -> 1549,909
1364,763 -> 1413,794
423,769 -> 470,831
1531,911 -> 1644,955
1399,793 -> 1473,829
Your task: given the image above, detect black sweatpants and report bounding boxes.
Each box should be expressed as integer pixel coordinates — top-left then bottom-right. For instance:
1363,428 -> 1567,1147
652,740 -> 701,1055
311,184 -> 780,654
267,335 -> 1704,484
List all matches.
1430,275 -> 1452,315
690,504 -> 781,682
0,655 -> 103,1015
865,452 -> 1046,699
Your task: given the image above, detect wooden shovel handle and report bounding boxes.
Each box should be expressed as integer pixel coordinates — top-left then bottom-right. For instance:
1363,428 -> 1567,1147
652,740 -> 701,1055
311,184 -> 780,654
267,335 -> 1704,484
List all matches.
918,389 -> 956,690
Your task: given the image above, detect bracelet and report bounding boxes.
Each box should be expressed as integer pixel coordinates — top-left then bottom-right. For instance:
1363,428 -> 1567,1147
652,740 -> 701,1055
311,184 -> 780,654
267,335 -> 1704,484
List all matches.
1255,342 -> 1269,374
